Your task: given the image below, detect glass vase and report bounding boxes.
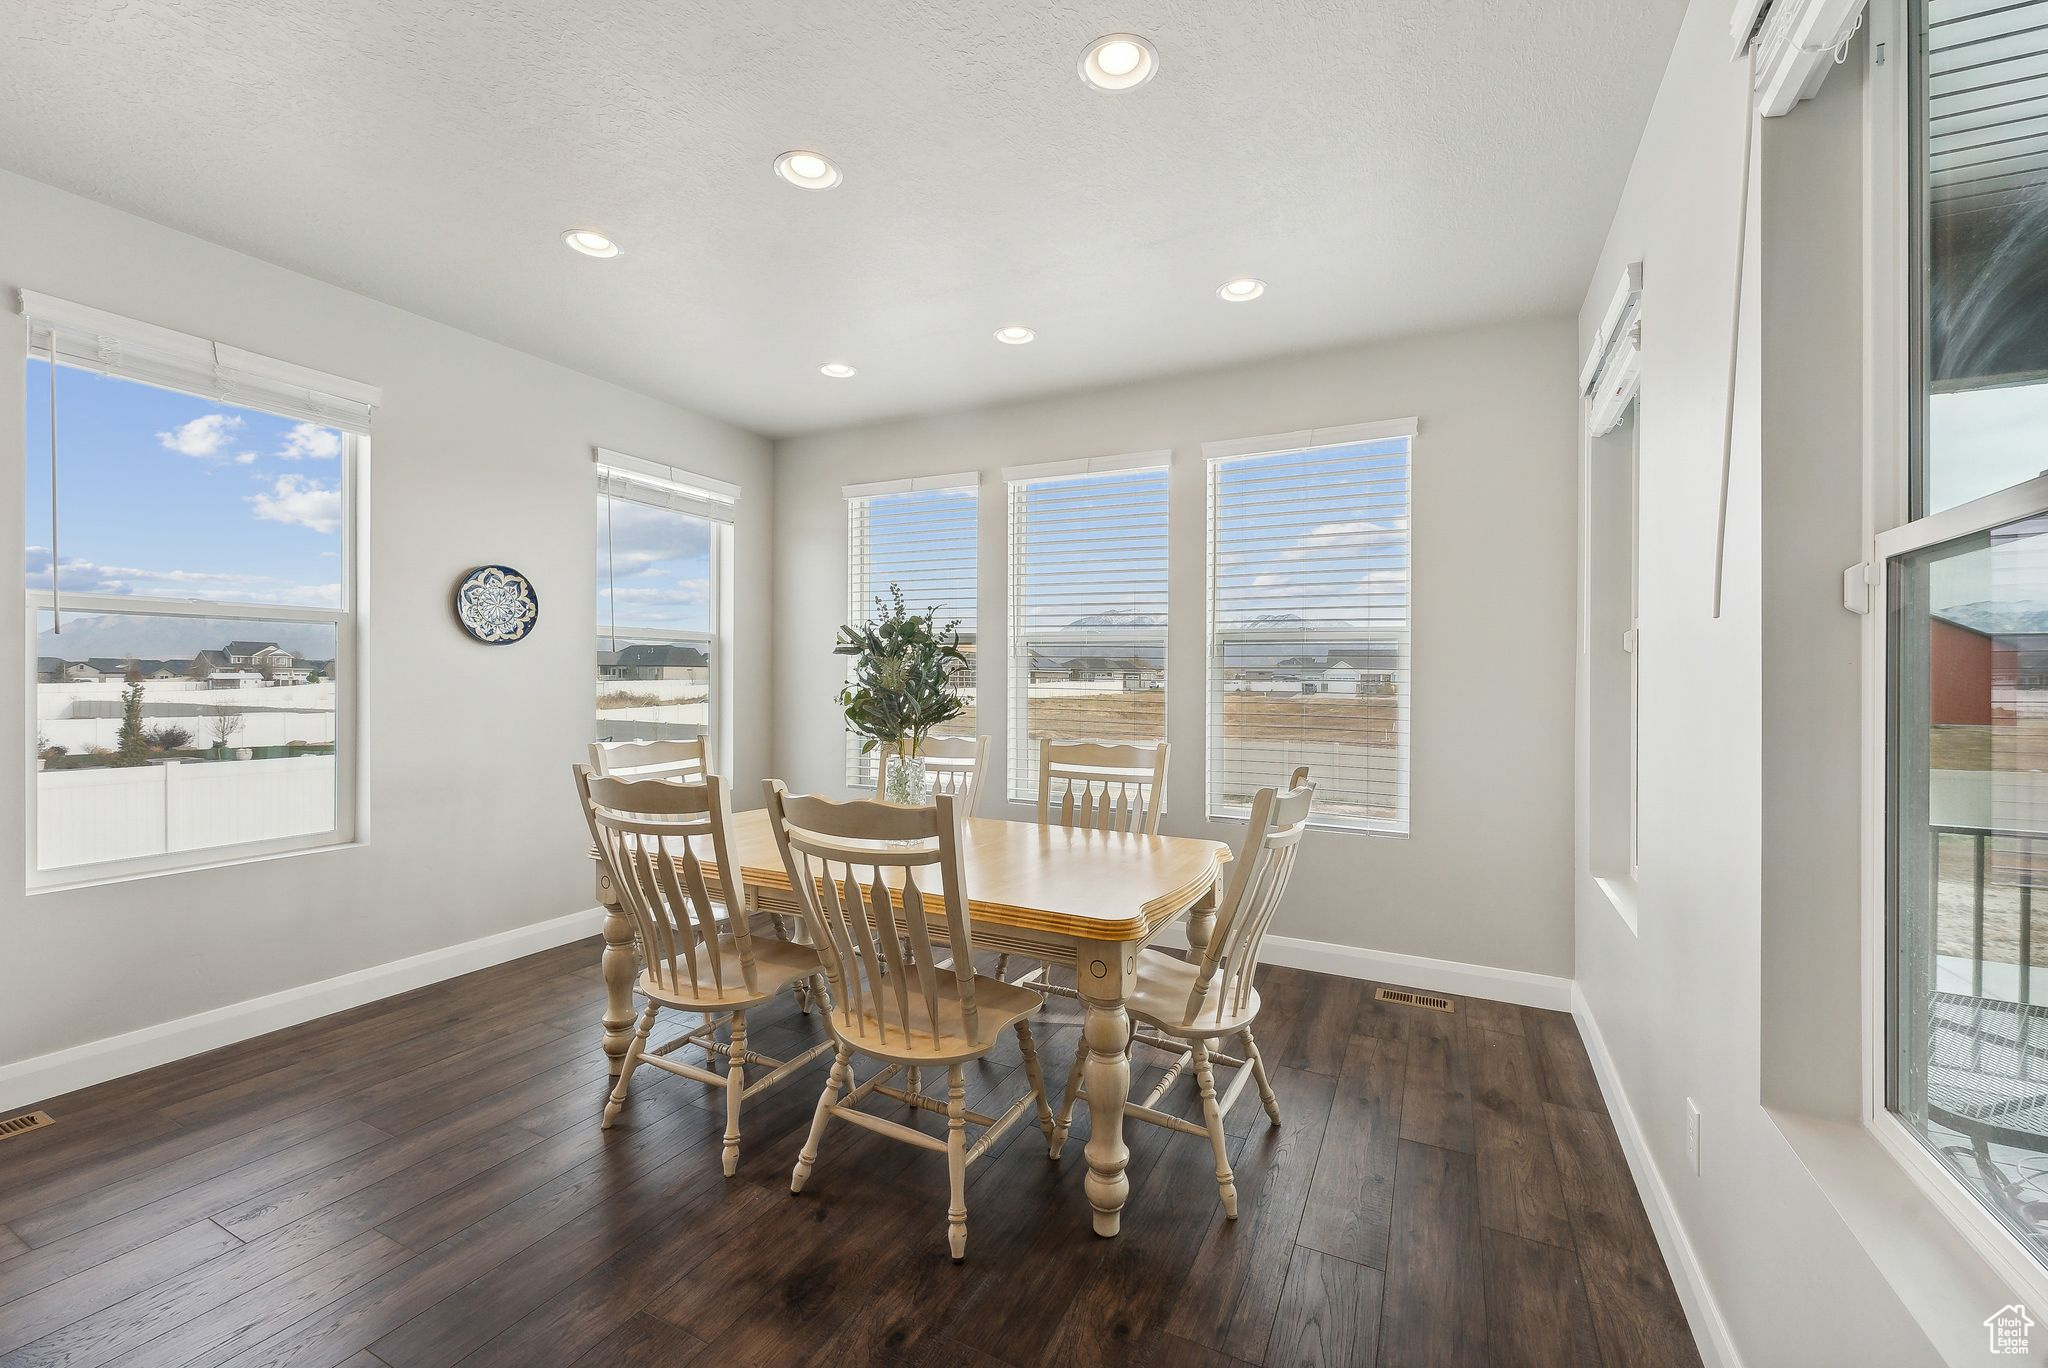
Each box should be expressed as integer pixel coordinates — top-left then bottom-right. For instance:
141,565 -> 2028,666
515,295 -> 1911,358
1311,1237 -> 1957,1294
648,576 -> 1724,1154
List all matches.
882,746 -> 933,806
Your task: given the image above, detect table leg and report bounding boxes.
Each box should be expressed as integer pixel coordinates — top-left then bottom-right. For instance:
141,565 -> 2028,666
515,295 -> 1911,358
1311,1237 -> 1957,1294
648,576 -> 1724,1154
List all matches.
1079,947 -> 1136,1237
599,872 -> 637,1077
1183,880 -> 1221,962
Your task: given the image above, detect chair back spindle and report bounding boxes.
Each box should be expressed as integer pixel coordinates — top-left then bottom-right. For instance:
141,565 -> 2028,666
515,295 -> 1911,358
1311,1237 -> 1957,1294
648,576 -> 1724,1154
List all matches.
1037,739 -> 1169,836
578,766 -> 751,998
1184,777 -> 1315,1029
876,734 -> 990,814
765,785 -> 986,1049
589,737 -> 711,783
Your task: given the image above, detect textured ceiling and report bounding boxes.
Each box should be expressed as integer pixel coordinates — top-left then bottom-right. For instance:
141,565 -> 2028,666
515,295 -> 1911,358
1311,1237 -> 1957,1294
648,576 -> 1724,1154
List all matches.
0,1 -> 1685,437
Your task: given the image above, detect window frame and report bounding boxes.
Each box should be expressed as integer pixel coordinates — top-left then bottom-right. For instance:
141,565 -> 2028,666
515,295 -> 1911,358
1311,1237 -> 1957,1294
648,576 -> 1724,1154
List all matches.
594,451 -> 735,771
1584,400 -> 1643,922
1004,452 -> 1172,807
22,417 -> 365,892
1201,420 -> 1416,835
842,472 -> 981,791
1860,0 -> 2048,1307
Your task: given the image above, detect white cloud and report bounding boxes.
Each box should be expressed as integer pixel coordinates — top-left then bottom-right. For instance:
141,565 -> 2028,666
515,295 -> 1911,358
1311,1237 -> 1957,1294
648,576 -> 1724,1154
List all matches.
157,413 -> 244,458
248,475 -> 342,534
278,423 -> 342,460
23,546 -> 336,605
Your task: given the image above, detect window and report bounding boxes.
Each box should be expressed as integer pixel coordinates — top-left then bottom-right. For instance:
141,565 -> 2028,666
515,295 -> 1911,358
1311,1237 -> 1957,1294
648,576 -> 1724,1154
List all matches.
1204,422 -> 1413,832
1006,454 -> 1170,804
595,449 -> 734,757
1587,403 -> 1640,883
843,473 -> 979,789
1884,0 -> 2048,1271
21,291 -> 372,883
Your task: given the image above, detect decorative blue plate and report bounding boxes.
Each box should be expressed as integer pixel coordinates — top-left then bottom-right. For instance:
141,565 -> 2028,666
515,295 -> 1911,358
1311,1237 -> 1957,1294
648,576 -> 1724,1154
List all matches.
454,565 -> 539,644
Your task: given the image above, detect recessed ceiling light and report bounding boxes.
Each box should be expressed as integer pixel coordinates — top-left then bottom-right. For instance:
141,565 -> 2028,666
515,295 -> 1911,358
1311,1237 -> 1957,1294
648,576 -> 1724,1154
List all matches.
1216,277 -> 1267,302
775,150 -> 843,190
994,326 -> 1036,345
1079,34 -> 1158,91
562,229 -> 621,258
820,362 -> 858,378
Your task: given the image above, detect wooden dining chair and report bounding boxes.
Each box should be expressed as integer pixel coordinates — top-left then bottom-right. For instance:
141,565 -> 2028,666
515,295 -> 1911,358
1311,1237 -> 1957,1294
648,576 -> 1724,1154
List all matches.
1036,738 -> 1169,834
577,766 -> 833,1175
1000,737 -> 1171,987
875,733 -> 990,815
1050,776 -> 1313,1219
765,783 -> 1056,1260
589,736 -> 710,782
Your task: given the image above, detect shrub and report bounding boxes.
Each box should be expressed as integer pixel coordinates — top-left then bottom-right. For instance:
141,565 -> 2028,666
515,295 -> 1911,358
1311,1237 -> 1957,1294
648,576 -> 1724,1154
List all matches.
145,724 -> 195,751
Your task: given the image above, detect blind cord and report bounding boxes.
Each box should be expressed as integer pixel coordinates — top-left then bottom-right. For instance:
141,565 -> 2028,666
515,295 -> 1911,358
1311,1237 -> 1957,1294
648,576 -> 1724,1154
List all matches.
603,482 -> 618,652
1713,48 -> 1758,621
46,325 -> 60,635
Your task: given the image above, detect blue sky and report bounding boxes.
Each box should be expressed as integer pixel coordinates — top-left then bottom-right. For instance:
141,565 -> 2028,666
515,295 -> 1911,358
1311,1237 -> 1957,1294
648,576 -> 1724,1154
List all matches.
25,359 -> 343,609
596,494 -> 712,636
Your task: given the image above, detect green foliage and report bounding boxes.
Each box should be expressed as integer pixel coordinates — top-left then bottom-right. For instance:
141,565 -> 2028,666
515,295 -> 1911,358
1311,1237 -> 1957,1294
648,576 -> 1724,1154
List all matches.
834,584 -> 966,758
112,669 -> 149,767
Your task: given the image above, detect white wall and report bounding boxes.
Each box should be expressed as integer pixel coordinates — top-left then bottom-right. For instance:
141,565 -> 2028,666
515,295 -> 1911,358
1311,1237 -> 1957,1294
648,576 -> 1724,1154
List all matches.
1573,3 -> 2003,1363
0,169 -> 774,1070
773,318 -> 1579,979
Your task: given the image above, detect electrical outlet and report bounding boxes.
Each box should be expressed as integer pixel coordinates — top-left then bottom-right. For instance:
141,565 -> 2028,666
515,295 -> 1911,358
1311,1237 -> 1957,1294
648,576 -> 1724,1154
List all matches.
1685,1099 -> 1702,1176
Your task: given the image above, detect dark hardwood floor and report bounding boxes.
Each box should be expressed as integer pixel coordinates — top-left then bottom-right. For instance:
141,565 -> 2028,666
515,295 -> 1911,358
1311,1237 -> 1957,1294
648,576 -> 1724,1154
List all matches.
0,938 -> 1703,1367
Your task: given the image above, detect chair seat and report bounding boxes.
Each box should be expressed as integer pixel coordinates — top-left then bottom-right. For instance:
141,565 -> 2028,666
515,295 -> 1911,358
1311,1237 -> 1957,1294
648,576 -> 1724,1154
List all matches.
825,974 -> 1044,1063
638,934 -> 821,1010
1125,949 -> 1260,1037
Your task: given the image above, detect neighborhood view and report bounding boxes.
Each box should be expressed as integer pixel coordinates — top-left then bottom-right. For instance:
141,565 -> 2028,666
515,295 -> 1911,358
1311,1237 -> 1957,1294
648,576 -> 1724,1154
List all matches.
33,614 -> 339,872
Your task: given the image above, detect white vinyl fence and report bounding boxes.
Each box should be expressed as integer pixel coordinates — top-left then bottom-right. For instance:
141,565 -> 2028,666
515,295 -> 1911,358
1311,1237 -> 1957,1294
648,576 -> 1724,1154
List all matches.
36,756 -> 336,871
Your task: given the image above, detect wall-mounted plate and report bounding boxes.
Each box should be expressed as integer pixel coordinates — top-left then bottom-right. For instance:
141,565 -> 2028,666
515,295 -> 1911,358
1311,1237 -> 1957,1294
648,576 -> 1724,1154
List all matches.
454,564 -> 539,644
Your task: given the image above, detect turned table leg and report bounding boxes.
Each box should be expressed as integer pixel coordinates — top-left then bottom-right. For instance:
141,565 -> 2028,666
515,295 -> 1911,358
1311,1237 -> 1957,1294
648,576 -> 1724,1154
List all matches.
1183,880 -> 1221,962
1078,943 -> 1136,1237
598,868 -> 637,1077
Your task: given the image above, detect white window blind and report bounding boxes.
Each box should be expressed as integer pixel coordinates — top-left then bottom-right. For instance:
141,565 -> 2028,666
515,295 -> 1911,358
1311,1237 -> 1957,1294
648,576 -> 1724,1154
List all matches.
843,473 -> 981,788
19,291 -> 380,432
1204,420 -> 1414,833
595,450 -> 732,753
1006,454 -> 1170,803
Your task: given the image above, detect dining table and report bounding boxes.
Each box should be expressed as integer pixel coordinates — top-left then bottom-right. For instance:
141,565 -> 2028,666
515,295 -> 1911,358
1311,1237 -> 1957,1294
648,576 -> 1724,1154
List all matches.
592,808 -> 1233,1237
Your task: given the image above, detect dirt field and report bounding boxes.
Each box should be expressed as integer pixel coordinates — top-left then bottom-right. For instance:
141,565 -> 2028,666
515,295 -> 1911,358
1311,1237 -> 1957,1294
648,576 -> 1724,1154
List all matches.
1021,688 -> 1397,746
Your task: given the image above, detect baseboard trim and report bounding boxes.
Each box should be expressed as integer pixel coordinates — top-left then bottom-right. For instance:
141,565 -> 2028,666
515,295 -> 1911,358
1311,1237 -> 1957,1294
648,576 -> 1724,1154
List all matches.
1571,983 -> 1745,1368
0,907 -> 606,1116
1151,925 -> 1574,1010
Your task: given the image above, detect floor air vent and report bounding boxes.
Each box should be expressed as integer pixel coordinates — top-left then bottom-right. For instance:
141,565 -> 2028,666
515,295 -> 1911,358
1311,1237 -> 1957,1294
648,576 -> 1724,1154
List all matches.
1375,987 -> 1455,1013
0,1111 -> 52,1141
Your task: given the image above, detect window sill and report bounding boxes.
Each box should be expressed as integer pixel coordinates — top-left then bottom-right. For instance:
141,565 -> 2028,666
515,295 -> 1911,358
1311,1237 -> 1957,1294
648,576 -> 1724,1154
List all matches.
28,834 -> 363,896
1769,1105 -> 2037,1364
1593,873 -> 1639,935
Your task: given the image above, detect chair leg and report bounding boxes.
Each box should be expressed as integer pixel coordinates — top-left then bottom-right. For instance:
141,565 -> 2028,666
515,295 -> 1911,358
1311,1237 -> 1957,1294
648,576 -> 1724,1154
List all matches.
1242,1026 -> 1282,1126
946,1065 -> 968,1261
793,1044 -> 851,1194
722,1012 -> 747,1177
1049,1040 -> 1088,1159
1192,1042 -> 1238,1219
993,953 -> 1010,982
1014,1019 -> 1056,1146
602,1002 -> 657,1130
907,1067 -> 922,1101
